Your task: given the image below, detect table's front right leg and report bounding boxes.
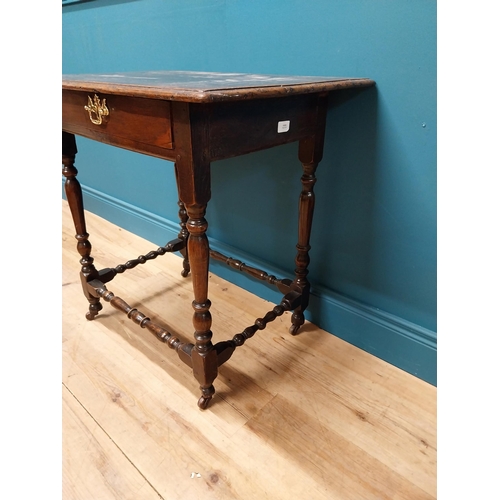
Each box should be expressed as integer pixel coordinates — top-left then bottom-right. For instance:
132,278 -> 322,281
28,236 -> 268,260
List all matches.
173,102 -> 218,409
62,131 -> 102,320
185,203 -> 218,410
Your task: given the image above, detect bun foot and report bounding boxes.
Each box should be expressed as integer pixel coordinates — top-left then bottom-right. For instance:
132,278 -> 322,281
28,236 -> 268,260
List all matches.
181,269 -> 190,278
85,301 -> 102,321
198,395 -> 212,410
197,384 -> 215,410
289,311 -> 304,335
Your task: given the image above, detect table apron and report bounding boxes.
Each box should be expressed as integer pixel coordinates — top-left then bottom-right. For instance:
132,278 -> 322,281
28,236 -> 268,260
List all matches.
207,93 -> 323,161
63,91 -> 326,163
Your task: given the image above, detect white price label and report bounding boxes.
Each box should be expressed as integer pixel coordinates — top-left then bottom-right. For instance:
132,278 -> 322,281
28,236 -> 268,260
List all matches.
277,120 -> 290,133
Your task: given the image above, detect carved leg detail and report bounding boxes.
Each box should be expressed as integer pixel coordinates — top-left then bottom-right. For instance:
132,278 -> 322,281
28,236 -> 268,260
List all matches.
62,132 -> 102,320
290,99 -> 327,334
177,200 -> 191,277
290,156 -> 319,334
291,100 -> 328,334
186,204 -> 218,409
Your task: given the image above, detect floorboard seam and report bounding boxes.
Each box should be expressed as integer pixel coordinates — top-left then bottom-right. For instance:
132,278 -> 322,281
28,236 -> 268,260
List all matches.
62,382 -> 165,500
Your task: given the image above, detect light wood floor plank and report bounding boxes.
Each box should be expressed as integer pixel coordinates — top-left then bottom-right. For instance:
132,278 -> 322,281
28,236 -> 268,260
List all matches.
62,386 -> 161,500
62,200 -> 436,499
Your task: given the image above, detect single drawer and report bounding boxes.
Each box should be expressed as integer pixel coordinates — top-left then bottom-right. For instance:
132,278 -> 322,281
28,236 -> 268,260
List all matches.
62,90 -> 174,155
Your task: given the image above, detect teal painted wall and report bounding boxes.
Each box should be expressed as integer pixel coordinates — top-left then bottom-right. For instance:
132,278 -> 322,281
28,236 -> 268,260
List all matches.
63,0 -> 437,384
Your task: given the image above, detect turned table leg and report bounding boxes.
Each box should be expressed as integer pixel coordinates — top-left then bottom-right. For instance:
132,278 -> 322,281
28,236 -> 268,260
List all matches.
176,199 -> 191,277
290,96 -> 328,334
62,132 -> 102,320
173,103 -> 218,408
185,203 -> 218,409
290,156 -> 318,335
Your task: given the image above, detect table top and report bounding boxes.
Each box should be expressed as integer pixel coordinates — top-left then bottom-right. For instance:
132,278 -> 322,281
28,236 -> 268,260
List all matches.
62,70 -> 375,102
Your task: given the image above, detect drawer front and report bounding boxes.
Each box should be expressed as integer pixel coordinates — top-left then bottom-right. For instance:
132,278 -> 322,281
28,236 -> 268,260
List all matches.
62,90 -> 174,155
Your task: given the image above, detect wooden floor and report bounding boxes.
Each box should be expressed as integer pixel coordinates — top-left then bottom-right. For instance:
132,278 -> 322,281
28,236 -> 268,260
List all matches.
62,200 -> 436,500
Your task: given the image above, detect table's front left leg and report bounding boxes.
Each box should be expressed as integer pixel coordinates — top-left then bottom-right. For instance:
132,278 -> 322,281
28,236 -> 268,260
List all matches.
62,132 -> 102,320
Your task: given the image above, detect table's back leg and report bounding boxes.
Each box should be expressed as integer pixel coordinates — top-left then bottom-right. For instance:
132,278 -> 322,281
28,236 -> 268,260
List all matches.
290,156 -> 317,335
176,199 -> 191,277
290,96 -> 328,335
62,131 -> 102,320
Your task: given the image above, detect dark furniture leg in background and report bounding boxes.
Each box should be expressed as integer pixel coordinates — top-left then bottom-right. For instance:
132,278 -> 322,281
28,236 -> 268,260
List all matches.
176,198 -> 191,278
289,95 -> 328,335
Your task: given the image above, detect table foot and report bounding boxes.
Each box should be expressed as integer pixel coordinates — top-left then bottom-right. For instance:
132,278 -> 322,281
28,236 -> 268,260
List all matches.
289,310 -> 305,335
85,300 -> 102,321
197,385 -> 215,410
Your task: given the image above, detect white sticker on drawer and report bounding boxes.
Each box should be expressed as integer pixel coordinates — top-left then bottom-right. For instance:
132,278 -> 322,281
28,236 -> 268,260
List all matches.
277,120 -> 290,133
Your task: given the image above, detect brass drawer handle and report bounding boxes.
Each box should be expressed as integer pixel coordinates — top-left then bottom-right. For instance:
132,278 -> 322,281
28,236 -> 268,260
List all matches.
84,94 -> 109,125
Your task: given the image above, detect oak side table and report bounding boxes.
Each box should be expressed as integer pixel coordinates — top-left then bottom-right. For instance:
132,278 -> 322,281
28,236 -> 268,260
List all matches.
62,71 -> 374,409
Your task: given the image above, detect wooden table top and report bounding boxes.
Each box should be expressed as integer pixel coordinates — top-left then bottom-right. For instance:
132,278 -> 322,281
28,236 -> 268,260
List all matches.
62,70 -> 375,102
